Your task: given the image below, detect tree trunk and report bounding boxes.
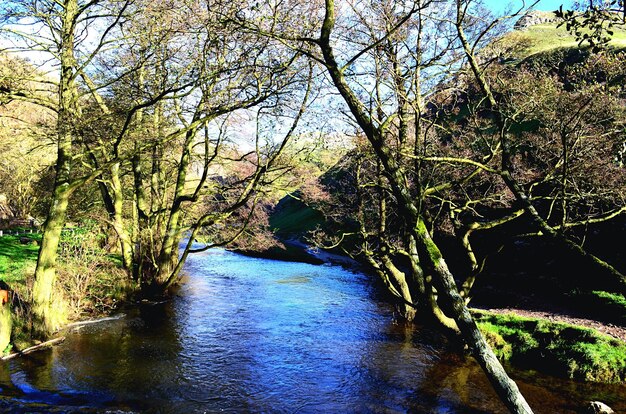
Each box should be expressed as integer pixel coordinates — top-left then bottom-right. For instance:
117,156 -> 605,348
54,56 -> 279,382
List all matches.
155,128 -> 194,286
317,3 -> 533,411
32,0 -> 80,337
110,162 -> 134,275
379,255 -> 416,321
414,219 -> 533,413
32,143 -> 72,336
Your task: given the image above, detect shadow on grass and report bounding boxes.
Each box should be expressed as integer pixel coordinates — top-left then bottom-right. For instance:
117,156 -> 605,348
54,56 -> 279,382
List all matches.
0,235 -> 40,284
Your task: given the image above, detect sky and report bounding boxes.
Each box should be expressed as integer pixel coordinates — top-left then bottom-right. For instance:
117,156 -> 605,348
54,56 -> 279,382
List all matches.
483,0 -> 576,14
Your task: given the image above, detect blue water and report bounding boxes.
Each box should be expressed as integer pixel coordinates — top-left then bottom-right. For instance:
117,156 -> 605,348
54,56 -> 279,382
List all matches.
0,249 -> 623,413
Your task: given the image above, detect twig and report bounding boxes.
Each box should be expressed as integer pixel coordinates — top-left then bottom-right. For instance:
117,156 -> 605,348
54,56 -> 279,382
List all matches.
1,336 -> 65,360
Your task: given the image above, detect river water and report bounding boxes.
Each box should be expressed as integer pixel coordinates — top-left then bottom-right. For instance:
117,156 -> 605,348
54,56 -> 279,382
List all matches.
0,249 -> 624,413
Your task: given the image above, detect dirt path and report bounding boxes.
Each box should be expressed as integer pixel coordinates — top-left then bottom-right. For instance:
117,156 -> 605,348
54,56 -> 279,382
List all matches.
473,306 -> 626,342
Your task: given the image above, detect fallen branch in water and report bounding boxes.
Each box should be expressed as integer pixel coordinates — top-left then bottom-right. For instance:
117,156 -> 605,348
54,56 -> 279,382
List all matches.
1,336 -> 65,360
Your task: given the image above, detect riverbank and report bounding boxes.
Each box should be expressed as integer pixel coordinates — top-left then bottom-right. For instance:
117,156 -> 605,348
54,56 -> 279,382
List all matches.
475,305 -> 626,343
232,237 -> 363,268
0,231 -> 133,354
474,310 -> 626,383
2,231 -> 625,386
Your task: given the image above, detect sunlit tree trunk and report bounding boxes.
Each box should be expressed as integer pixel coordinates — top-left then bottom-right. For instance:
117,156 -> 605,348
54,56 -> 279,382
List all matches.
32,0 -> 80,336
155,126 -> 196,285
110,162 -> 134,275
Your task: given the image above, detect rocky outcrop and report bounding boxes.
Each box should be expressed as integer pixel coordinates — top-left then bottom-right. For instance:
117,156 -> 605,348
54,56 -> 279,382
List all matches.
514,10 -> 559,29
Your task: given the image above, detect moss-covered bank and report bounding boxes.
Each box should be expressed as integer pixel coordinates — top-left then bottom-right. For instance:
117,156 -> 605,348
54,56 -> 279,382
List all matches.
475,310 -> 626,383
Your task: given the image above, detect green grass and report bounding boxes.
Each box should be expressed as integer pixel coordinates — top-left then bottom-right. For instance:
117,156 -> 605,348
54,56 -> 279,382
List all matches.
567,291 -> 626,327
591,290 -> 626,309
0,235 -> 40,286
474,311 -> 626,383
500,23 -> 626,58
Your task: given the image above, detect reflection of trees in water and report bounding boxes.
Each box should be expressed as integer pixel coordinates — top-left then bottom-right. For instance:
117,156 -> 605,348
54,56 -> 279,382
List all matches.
352,318 -> 626,413
350,323 -> 450,412
419,352 -> 504,414
354,321 -> 504,413
7,304 -> 183,411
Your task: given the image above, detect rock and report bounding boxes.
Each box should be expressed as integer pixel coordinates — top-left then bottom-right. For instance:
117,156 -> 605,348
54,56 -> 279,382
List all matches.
19,236 -> 35,245
587,401 -> 615,414
514,10 -> 559,30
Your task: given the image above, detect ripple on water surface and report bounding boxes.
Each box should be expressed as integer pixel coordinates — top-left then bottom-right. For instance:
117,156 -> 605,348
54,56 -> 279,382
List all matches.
0,249 -> 624,413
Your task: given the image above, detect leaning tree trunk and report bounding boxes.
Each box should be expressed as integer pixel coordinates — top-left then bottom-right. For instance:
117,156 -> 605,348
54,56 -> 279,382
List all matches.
316,3 -> 533,411
413,219 -> 533,413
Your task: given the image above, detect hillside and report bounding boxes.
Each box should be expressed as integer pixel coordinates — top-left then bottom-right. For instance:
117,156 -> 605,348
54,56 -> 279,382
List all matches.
270,19 -> 626,243
266,12 -> 626,356
502,14 -> 626,57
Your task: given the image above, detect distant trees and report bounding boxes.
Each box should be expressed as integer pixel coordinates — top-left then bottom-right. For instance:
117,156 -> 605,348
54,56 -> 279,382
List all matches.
455,4 -> 626,296
0,59 -> 54,221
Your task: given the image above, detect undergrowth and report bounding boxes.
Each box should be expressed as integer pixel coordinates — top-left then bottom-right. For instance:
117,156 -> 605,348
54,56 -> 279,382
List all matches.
0,226 -> 134,352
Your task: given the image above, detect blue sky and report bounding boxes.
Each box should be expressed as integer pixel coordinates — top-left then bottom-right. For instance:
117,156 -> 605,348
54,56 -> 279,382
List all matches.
483,0 -> 575,14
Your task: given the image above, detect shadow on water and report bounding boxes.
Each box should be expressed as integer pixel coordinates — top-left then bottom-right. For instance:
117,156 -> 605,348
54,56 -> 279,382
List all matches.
0,248 -> 624,413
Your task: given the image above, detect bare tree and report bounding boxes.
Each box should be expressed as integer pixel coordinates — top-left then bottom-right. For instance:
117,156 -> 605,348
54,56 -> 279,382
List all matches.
79,0 -> 314,292
232,0 -> 534,411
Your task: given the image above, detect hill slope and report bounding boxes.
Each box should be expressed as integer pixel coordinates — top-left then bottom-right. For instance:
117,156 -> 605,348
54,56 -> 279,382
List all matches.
501,19 -> 626,57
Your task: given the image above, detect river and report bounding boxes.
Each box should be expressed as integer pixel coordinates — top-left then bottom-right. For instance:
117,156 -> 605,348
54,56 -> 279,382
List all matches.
0,249 -> 624,413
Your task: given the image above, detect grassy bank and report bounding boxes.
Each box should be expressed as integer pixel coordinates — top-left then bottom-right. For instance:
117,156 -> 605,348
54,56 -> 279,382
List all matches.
269,196 -> 324,236
475,311 -> 626,383
0,234 -> 40,289
0,229 -> 132,353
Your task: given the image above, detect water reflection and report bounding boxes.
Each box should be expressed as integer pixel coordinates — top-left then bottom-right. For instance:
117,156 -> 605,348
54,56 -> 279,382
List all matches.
0,249 -> 623,413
